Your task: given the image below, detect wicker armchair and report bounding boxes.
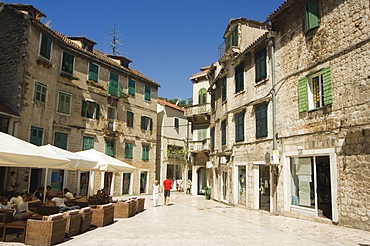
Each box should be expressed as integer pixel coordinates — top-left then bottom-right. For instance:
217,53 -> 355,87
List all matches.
137,198 -> 145,213
91,203 -> 114,227
63,209 -> 81,237
113,201 -> 130,218
79,207 -> 92,233
25,213 -> 67,246
0,212 -> 13,223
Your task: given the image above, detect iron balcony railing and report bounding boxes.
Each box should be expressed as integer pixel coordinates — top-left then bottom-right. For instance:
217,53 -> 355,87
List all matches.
184,103 -> 211,117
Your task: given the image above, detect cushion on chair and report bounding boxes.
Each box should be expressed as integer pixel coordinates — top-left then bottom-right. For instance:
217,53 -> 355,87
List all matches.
79,207 -> 91,213
43,213 -> 64,221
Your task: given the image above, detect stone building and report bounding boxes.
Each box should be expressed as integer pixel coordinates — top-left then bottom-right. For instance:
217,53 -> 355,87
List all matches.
156,99 -> 189,189
0,2 -> 159,196
205,0 -> 370,231
184,66 -> 211,195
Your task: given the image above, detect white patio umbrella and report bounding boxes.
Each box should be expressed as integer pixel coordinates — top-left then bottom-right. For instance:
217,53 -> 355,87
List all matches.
39,144 -> 98,171
77,149 -> 136,173
0,132 -> 70,168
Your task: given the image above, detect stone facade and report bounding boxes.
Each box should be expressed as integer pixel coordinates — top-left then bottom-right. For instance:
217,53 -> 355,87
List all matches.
0,3 -> 159,196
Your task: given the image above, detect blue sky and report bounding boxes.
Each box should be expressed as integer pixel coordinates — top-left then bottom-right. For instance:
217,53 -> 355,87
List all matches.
13,0 -> 283,101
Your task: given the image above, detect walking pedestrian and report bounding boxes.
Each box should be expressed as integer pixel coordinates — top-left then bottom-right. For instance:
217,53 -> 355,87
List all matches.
163,176 -> 172,206
152,180 -> 160,207
187,179 -> 192,194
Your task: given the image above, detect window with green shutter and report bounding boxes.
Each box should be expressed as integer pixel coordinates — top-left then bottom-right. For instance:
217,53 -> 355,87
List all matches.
128,79 -> 135,96
81,100 -> 100,119
82,136 -> 94,150
298,66 -> 332,112
105,140 -> 115,157
109,72 -> 119,96
30,126 -> 43,146
255,48 -> 267,82
58,92 -> 71,114
142,145 -> 149,161
125,143 -> 133,159
88,63 -> 99,82
54,132 -> 68,150
225,27 -> 238,52
235,63 -> 244,93
144,85 -> 151,101
197,127 -> 207,141
61,52 -> 74,74
221,120 -> 227,145
222,76 -> 227,101
40,33 -> 52,59
141,116 -> 152,131
174,118 -> 179,128
305,0 -> 320,32
127,111 -> 134,127
210,127 -> 215,149
34,82 -> 47,103
255,105 -> 268,138
198,88 -> 207,104
235,113 -> 244,142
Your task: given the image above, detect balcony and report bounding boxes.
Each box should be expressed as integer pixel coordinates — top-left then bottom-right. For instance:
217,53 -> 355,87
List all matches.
184,103 -> 211,124
189,138 -> 210,153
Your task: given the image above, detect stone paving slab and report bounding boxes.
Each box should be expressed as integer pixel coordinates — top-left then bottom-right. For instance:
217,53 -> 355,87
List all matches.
1,192 -> 370,245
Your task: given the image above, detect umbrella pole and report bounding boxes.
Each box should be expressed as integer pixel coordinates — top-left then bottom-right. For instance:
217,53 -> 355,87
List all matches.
44,168 -> 48,202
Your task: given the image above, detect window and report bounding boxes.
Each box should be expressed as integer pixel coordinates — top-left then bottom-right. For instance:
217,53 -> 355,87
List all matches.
174,118 -> 179,128
57,92 -> 71,114
30,126 -> 43,146
128,79 -> 135,96
88,63 -> 99,82
305,0 -> 320,32
0,117 -> 10,133
54,132 -> 68,150
210,127 -> 215,150
34,82 -> 47,103
221,120 -> 227,145
81,100 -> 100,119
235,63 -> 244,93
144,85 -> 151,101
255,105 -> 268,138
125,143 -> 133,159
61,52 -> 74,74
127,111 -> 134,127
211,90 -> 215,110
82,136 -> 94,150
197,127 -> 207,141
105,140 -> 114,157
255,48 -> 267,82
141,116 -> 153,131
225,27 -> 238,51
40,33 -> 52,59
142,145 -> 149,161
222,76 -> 227,101
235,113 -> 244,142
198,88 -> 207,104
107,106 -> 116,119
108,72 -> 119,97
298,66 -> 332,112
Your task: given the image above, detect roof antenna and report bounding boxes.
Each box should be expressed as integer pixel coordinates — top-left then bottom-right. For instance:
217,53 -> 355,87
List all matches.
108,24 -> 122,55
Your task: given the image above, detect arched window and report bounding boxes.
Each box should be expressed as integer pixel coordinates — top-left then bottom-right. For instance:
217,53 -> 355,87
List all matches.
198,88 -> 207,104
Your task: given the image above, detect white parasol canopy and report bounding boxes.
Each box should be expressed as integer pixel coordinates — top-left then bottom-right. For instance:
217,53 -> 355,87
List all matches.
77,149 -> 136,173
39,144 -> 99,171
0,132 -> 70,168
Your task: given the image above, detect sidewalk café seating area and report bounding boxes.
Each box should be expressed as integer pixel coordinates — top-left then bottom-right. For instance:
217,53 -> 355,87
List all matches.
1,197 -> 145,245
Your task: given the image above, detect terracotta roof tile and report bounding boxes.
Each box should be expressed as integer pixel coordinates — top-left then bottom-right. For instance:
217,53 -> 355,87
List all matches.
157,99 -> 185,112
266,0 -> 294,22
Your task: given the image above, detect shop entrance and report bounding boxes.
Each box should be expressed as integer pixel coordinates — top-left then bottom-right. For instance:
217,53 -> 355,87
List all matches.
259,165 -> 270,211
197,167 -> 206,195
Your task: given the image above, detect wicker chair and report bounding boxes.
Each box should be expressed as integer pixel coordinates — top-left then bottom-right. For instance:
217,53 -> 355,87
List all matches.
91,203 -> 114,227
79,207 -> 92,233
63,209 -> 81,237
113,201 -> 130,218
0,213 -> 13,223
25,213 -> 67,246
137,198 -> 145,213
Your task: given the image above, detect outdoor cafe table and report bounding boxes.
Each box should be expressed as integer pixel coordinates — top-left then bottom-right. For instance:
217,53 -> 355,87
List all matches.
2,221 -> 27,243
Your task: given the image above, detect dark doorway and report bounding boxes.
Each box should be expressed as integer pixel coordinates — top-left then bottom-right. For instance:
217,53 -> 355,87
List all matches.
122,173 -> 131,194
30,169 -> 42,193
104,172 -> 113,195
259,165 -> 270,211
316,156 -> 332,219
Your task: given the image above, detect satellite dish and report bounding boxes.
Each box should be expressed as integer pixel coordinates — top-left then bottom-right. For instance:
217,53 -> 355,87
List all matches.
264,152 -> 271,164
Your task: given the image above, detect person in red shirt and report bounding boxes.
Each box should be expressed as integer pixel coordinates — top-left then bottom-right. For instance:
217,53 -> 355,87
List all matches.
163,176 -> 172,206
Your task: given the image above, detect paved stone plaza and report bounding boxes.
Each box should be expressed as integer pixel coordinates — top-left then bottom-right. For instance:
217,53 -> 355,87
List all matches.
1,192 -> 370,245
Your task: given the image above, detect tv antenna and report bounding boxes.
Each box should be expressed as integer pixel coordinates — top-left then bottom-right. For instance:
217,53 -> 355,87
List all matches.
108,24 -> 122,55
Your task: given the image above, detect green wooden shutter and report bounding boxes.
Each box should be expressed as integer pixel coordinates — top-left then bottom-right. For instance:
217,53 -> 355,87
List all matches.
298,77 -> 309,112
81,100 -> 87,117
83,137 -> 94,150
62,52 -> 74,74
255,49 -> 267,82
322,66 -> 333,105
88,63 -> 99,82
256,105 -> 267,138
40,34 -> 52,59
109,73 -> 118,96
305,0 -> 320,32
144,86 -> 151,101
222,76 -> 227,101
235,113 -> 244,142
128,79 -> 135,95
141,116 -> 145,129
95,103 -> 100,120
105,140 -> 114,157
30,127 -> 43,146
235,63 -> 244,92
142,145 -> 149,160
221,120 -> 226,145
58,93 -> 70,114
149,118 -> 153,131
125,143 -> 133,159
54,132 -> 68,150
174,118 -> 179,128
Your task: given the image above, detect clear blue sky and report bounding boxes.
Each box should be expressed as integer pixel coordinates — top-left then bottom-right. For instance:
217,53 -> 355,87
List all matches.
13,0 -> 283,101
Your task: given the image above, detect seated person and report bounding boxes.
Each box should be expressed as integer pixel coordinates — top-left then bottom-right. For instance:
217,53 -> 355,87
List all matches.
14,193 -> 34,221
0,196 -> 15,213
63,188 -> 74,200
96,189 -> 103,199
32,186 -> 45,202
45,185 -> 55,201
9,192 -> 23,207
51,191 -> 79,212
